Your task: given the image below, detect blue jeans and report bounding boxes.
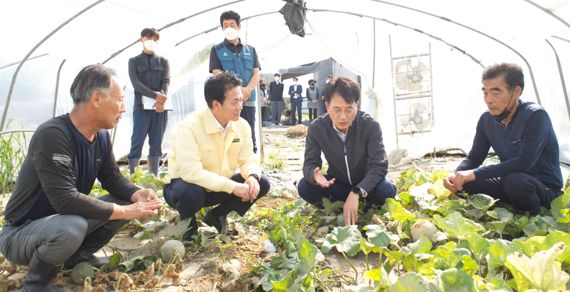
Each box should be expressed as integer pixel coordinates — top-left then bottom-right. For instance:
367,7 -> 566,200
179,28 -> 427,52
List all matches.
163,174 -> 271,219
463,172 -> 561,214
297,175 -> 396,207
128,109 -> 168,159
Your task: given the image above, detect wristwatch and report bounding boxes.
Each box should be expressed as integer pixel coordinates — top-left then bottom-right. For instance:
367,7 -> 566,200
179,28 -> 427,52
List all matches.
248,173 -> 260,182
351,187 -> 368,198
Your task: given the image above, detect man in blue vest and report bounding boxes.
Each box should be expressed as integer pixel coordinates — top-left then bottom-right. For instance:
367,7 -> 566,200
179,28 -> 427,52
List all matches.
444,63 -> 563,214
210,10 -> 261,153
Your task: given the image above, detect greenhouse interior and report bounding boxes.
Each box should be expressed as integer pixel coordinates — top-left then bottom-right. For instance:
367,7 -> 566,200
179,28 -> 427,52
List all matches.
1,0 -> 570,291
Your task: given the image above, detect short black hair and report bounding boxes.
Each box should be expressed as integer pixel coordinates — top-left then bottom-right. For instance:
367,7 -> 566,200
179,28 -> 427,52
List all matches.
327,77 -> 360,104
274,73 -> 280,77
141,28 -> 160,40
70,64 -> 116,104
220,10 -> 241,27
204,72 -> 242,108
482,63 -> 524,93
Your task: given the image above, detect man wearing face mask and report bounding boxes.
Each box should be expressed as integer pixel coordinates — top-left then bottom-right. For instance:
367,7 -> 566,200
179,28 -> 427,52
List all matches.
443,63 -> 563,214
210,10 -> 261,153
127,28 -> 171,176
306,79 -> 319,122
269,73 -> 285,125
288,77 -> 303,125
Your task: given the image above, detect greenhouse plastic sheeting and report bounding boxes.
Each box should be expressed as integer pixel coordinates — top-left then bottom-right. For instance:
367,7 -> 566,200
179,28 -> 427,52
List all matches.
0,0 -> 569,163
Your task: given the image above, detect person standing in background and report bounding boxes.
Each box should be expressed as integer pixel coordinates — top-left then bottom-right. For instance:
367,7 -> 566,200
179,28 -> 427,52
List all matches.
209,10 -> 261,153
259,80 -> 270,122
289,77 -> 303,125
127,27 -> 170,176
320,75 -> 334,116
306,79 -> 319,122
269,73 -> 285,125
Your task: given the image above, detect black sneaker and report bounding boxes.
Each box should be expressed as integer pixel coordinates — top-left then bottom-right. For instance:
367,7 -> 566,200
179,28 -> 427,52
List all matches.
204,211 -> 238,235
182,216 -> 198,241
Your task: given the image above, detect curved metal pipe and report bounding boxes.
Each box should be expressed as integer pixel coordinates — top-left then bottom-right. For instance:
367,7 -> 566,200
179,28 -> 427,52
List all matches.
545,39 -> 570,121
523,0 -> 569,29
53,59 -> 67,118
366,0 -> 542,104
102,0 -> 245,64
1,0 -> 105,131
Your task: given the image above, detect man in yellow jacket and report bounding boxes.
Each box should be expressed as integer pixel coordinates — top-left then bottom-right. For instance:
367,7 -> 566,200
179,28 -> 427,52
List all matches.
163,72 -> 270,240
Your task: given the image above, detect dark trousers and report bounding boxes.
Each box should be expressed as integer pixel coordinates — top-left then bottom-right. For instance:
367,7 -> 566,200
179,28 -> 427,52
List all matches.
297,175 -> 396,208
271,101 -> 285,125
0,195 -> 129,266
463,172 -> 561,214
240,106 -> 257,153
308,108 -> 318,121
261,106 -> 270,122
291,99 -> 303,125
163,174 -> 270,220
128,109 -> 168,159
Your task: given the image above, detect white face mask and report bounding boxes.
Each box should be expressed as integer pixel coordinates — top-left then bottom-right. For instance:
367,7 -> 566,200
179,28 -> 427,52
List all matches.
224,27 -> 239,41
274,77 -> 280,82
143,40 -> 157,53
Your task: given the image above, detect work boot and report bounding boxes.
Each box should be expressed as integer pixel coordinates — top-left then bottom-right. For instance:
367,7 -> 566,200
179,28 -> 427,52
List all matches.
147,156 -> 161,176
24,251 -> 61,292
128,158 -> 140,174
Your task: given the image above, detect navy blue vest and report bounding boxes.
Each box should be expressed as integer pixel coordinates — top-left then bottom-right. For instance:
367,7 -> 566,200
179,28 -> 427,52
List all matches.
214,42 -> 257,103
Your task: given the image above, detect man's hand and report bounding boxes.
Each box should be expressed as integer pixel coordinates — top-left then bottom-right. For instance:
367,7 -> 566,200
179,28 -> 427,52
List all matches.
343,192 -> 359,226
155,102 -> 165,113
244,176 -> 261,203
313,167 -> 335,188
110,200 -> 163,220
443,175 -> 458,193
233,183 -> 252,202
241,87 -> 252,102
131,188 -> 159,203
156,93 -> 168,104
453,170 -> 476,191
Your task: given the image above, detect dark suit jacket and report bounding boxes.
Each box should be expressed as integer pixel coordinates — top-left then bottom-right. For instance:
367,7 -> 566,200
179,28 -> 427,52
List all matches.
289,84 -> 303,102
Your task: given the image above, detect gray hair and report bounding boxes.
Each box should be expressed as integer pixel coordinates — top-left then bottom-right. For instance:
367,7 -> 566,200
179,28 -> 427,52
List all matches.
70,64 -> 116,104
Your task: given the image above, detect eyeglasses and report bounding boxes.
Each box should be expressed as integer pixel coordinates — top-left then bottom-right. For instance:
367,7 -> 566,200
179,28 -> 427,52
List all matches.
330,106 -> 357,116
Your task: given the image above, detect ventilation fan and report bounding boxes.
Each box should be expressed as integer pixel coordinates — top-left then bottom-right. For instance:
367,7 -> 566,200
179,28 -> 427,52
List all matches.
410,102 -> 431,131
394,59 -> 429,92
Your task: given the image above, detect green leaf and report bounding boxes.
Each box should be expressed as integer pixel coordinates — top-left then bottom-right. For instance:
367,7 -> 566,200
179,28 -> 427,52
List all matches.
468,193 -> 498,211
107,251 -> 122,270
486,207 -> 514,221
551,188 -> 570,218
439,268 -> 477,292
433,212 -> 484,239
428,178 -> 452,200
118,255 -> 146,272
405,235 -> 432,255
321,197 -> 344,215
322,226 -> 362,257
465,232 -> 490,261
360,240 -> 383,255
486,239 -> 520,276
389,272 -> 429,292
505,242 -> 570,291
364,224 -> 398,248
459,255 -> 478,275
383,198 -> 416,222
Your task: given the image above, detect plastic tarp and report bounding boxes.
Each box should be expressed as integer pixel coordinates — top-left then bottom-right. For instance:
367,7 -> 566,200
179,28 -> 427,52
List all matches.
1,0 -> 569,163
